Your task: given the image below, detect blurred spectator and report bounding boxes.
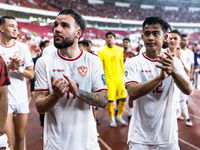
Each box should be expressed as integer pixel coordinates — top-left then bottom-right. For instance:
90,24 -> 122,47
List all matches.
192,43 -> 200,89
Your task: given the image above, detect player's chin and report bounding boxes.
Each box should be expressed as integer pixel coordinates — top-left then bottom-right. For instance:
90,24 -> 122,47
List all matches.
12,36 -> 18,39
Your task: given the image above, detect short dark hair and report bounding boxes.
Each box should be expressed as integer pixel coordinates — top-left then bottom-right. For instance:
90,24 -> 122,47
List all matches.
0,16 -> 16,26
181,34 -> 187,39
86,39 -> 92,45
57,9 -> 86,39
169,29 -> 181,37
78,40 -> 89,47
106,31 -> 115,38
142,17 -> 170,34
39,40 -> 50,49
123,38 -> 130,43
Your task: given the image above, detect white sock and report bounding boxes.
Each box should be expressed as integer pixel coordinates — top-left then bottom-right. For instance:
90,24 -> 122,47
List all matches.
129,108 -> 133,116
111,117 -> 115,122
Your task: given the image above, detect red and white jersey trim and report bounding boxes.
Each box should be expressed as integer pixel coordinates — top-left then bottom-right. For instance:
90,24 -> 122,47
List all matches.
125,81 -> 138,86
0,41 -> 16,48
57,49 -> 83,61
95,88 -> 107,92
35,89 -> 49,92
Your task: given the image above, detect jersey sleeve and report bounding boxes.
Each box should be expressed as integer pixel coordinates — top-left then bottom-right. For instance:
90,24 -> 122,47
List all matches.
124,58 -> 140,86
34,57 -> 49,92
0,56 -> 10,86
119,49 -> 124,76
174,57 -> 189,80
22,44 -> 34,69
97,50 -> 104,67
91,56 -> 107,92
190,51 -> 194,64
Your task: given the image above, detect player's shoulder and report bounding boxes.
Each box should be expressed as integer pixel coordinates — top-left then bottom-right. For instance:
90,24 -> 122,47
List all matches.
15,41 -> 28,48
99,45 -> 107,52
125,54 -> 140,64
84,50 -> 100,62
114,44 -> 121,49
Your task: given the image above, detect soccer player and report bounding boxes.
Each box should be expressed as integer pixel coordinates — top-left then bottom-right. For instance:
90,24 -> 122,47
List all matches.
178,34 -> 194,126
192,43 -> 200,89
0,16 -> 34,150
122,37 -> 135,120
0,55 -> 11,150
98,32 -> 127,127
124,17 -> 192,149
168,29 -> 183,118
34,9 -> 108,149
78,40 -> 89,51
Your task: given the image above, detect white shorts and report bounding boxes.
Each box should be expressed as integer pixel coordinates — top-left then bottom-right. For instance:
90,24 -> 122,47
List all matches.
129,141 -> 180,150
0,134 -> 10,150
180,92 -> 188,102
8,101 -> 29,116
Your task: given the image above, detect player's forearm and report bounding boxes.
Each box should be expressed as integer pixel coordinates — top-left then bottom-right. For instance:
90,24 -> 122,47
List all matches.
190,63 -> 194,79
0,87 -> 8,136
35,92 -> 60,114
172,71 -> 192,95
77,89 -> 108,108
19,68 -> 34,79
126,76 -> 163,100
0,106 -> 7,136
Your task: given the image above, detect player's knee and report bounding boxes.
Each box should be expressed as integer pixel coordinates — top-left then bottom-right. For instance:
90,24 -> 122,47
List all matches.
15,134 -> 25,143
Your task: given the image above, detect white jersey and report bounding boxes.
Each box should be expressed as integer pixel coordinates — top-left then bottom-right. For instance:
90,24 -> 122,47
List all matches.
179,48 -> 194,101
35,49 -> 107,150
180,48 -> 194,72
42,44 -> 57,56
0,41 -> 34,104
124,52 -> 188,145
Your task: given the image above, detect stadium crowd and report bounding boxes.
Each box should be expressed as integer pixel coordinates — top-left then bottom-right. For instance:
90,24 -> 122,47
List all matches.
0,0 -> 200,148
2,0 -> 200,23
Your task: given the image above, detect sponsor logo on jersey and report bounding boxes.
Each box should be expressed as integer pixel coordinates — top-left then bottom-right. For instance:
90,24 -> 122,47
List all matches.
101,74 -> 106,85
14,51 -> 20,58
78,66 -> 88,77
125,71 -> 128,77
53,69 -> 65,72
141,70 -> 151,73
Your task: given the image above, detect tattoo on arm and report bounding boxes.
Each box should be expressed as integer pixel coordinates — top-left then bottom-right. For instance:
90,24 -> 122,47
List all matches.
77,89 -> 108,108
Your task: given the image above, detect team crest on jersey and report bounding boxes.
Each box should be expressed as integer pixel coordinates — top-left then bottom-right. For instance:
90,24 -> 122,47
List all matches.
78,66 -> 88,77
14,51 -> 21,58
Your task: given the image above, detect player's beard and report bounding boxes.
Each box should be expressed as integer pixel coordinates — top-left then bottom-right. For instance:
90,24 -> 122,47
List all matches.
54,36 -> 75,49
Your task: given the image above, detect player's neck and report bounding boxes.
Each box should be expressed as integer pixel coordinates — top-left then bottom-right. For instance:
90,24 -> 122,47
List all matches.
107,43 -> 114,48
124,48 -> 129,53
59,45 -> 81,58
145,49 -> 161,59
0,37 -> 15,46
169,47 -> 177,53
180,46 -> 187,50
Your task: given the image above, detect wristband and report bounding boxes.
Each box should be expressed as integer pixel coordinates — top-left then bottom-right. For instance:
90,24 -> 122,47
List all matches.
0,134 -> 9,148
18,67 -> 24,74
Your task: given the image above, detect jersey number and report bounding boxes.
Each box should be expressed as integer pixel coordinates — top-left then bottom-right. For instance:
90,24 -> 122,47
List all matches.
66,83 -> 79,99
152,82 -> 163,93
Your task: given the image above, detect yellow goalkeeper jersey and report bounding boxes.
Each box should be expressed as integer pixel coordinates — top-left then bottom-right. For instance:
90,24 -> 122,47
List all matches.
98,45 -> 124,80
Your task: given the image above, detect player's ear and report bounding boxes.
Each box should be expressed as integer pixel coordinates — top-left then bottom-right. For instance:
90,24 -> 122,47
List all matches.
164,33 -> 168,41
0,25 -> 4,33
76,28 -> 82,39
141,34 -> 143,39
